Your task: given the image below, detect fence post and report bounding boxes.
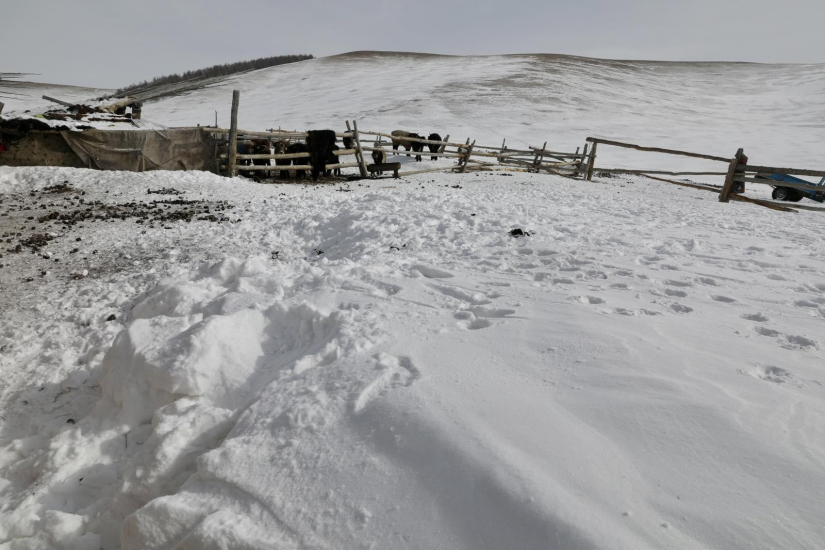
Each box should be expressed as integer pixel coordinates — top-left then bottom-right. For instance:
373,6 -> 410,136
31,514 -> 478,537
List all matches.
580,143 -> 589,179
586,141 -> 598,181
351,120 -> 369,178
719,148 -> 745,203
498,138 -> 506,163
439,134 -> 450,154
0,101 -> 4,115
460,140 -> 476,173
533,141 -> 547,173
227,90 -> 240,177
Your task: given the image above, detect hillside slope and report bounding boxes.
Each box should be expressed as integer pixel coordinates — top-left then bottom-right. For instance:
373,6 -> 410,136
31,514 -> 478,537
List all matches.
147,51 -> 825,172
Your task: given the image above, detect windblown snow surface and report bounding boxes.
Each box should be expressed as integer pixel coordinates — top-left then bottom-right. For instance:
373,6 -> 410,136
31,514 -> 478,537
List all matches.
1,53 -> 825,550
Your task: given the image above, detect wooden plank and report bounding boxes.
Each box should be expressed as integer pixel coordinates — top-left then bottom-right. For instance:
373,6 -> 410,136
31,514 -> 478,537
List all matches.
228,90 -> 240,177
362,146 -> 464,159
236,164 -> 311,171
203,127 -> 354,139
733,176 -> 824,193
360,130 -> 464,149
586,137 -> 731,163
42,95 -> 77,107
528,145 -> 587,159
399,166 -> 460,177
0,101 -> 5,115
579,143 -> 589,178
739,165 -> 825,178
352,120 -> 369,178
533,141 -> 547,172
719,148 -> 744,203
586,141 -> 598,181
460,140 -> 476,174
597,169 -> 729,176
438,134 -> 450,154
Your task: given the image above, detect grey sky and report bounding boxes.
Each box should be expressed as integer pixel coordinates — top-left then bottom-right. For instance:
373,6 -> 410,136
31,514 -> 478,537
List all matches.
3,0 -> 823,88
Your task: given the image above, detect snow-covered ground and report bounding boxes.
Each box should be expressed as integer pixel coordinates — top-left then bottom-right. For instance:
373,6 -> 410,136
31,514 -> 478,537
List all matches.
1,82 -> 112,115
1,54 -> 824,550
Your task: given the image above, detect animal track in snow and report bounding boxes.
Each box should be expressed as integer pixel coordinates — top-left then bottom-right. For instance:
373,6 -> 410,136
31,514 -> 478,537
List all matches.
577,295 -> 605,305
742,365 -> 793,384
665,280 -> 693,288
754,326 -> 781,337
742,313 -> 769,322
711,295 -> 736,303
696,277 -> 718,286
353,354 -> 420,414
670,304 -> 694,314
665,289 -> 688,298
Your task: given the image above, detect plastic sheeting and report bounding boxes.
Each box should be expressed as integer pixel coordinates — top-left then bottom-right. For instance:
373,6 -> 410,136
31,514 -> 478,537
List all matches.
60,127 -> 217,172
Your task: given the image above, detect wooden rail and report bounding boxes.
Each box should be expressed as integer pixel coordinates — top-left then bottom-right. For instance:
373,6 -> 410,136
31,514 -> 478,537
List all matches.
585,137 -> 731,163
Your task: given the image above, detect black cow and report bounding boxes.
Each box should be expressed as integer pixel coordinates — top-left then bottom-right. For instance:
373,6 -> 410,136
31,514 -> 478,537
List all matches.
407,133 -> 425,162
250,139 -> 271,177
371,146 -> 387,176
427,133 -> 442,161
326,144 -> 341,177
306,129 -> 337,181
286,142 -> 309,180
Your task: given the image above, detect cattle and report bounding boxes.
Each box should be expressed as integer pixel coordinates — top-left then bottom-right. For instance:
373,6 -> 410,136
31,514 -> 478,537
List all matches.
286,142 -> 309,180
326,144 -> 341,177
342,136 -> 354,150
407,133 -> 425,162
273,140 -> 291,179
306,129 -> 337,181
371,146 -> 387,176
236,140 -> 253,177
250,139 -> 271,177
427,133 -> 442,161
391,130 -> 415,157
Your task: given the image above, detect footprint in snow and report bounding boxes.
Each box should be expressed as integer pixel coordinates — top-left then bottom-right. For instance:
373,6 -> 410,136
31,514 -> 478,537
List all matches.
664,289 -> 688,298
670,304 -> 693,314
665,279 -> 693,288
577,295 -> 605,305
741,312 -> 769,322
711,295 -> 736,303
740,365 -> 793,385
353,354 -> 420,414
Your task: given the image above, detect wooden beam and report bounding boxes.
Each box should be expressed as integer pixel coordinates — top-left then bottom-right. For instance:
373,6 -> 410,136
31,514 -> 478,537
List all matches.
739,165 -> 825,178
586,141 -> 598,181
528,145 -> 586,159
360,130 -> 465,149
42,95 -> 76,107
438,134 -> 450,154
597,169 -> 729,176
352,120 -> 369,178
579,143 -> 589,178
586,137 -> 731,163
460,140 -> 476,174
399,166 -> 461,177
719,148 -> 744,203
228,90 -> 240,178
362,146 -> 464,159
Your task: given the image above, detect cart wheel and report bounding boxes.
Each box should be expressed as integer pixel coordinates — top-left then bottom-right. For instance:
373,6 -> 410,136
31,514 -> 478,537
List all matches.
773,187 -> 791,201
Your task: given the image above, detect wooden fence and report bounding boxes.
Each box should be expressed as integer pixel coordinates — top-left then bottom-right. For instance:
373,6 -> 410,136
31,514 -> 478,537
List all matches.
205,91 -> 823,213
582,137 -> 825,213
204,90 -> 587,181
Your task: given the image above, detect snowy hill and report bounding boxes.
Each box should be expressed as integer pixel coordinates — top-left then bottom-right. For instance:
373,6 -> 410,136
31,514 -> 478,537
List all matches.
147,51 -> 825,172
1,53 -> 824,550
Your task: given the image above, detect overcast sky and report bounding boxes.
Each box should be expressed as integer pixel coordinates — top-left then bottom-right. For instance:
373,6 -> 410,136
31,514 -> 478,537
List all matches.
3,0 -> 823,88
